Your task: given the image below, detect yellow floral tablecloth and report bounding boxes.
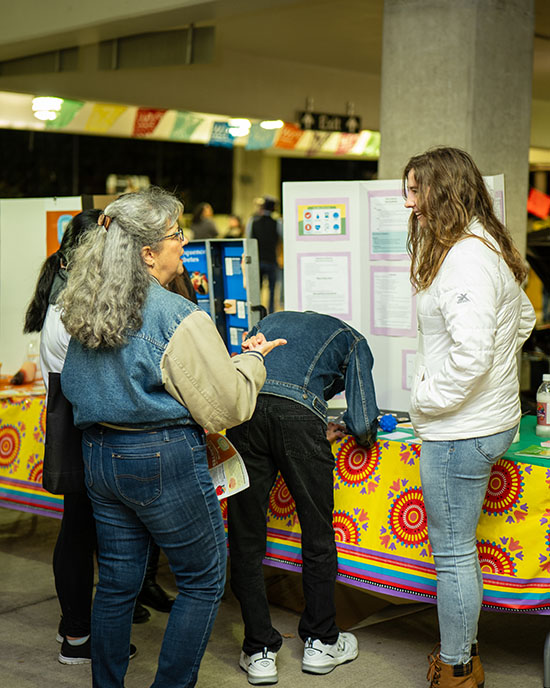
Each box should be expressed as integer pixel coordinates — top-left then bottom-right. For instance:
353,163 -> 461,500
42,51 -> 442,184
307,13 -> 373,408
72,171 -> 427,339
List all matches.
1,388 -> 549,614
253,416 -> 550,615
0,387 -> 63,518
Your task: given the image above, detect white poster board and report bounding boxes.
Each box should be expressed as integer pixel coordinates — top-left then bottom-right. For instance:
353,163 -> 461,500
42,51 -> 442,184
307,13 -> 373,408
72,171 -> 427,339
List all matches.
0,197 -> 82,375
283,175 -> 505,413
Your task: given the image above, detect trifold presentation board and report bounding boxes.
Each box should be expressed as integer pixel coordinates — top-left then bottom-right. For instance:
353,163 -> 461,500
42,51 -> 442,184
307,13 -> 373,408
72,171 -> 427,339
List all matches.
0,196 -> 83,375
282,176 -> 505,413
181,238 -> 262,355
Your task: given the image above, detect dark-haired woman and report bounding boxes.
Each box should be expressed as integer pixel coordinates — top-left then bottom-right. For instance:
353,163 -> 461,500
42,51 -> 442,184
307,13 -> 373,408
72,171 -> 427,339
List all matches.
403,147 -> 535,688
24,209 -> 101,664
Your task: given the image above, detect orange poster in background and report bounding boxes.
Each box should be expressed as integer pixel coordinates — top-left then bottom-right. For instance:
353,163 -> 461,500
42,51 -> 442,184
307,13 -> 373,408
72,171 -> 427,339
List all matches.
527,187 -> 550,219
46,210 -> 79,257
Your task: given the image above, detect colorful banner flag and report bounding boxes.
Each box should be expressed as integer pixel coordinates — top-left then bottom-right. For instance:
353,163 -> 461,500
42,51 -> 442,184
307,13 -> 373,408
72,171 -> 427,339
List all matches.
84,104 -> 127,134
335,132 -> 360,155
169,111 -> 204,141
132,107 -> 167,137
45,99 -> 84,130
208,122 -> 234,148
274,122 -> 303,150
245,123 -> 277,150
362,130 -> 381,158
306,131 -> 331,157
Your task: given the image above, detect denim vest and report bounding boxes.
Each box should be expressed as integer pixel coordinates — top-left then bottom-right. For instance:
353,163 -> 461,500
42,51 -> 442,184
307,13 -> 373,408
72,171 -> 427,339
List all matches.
61,281 -> 199,429
249,311 -> 379,446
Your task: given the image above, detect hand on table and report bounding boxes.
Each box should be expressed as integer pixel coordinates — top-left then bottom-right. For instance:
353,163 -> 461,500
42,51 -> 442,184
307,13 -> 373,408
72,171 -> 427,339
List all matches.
326,422 -> 347,443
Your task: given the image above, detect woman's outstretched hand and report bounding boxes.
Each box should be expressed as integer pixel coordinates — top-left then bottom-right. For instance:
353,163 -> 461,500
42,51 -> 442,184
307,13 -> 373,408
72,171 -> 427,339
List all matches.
242,332 -> 287,357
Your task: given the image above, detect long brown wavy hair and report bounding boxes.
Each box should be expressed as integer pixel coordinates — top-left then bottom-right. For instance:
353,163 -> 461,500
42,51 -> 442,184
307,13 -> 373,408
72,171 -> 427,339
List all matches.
403,147 -> 528,291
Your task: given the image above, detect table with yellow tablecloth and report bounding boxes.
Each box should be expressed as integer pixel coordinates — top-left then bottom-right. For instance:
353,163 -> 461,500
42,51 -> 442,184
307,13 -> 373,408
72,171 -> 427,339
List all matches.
257,415 -> 550,615
1,386 -> 549,615
0,383 -> 63,518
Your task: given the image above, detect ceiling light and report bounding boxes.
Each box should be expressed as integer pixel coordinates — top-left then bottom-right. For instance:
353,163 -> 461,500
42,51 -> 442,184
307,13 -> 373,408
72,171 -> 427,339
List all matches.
228,118 -> 251,129
32,96 -> 64,122
228,126 -> 250,138
260,120 -> 284,130
33,110 -> 58,121
32,97 -> 63,112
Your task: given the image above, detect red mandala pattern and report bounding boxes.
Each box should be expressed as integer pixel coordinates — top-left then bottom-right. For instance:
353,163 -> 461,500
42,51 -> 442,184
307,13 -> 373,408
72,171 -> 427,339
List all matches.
27,458 -> 43,483
335,437 -> 381,486
388,487 -> 429,548
333,510 -> 360,545
268,474 -> 296,520
482,459 -> 523,516
477,540 -> 516,576
0,425 -> 21,468
39,404 -> 47,438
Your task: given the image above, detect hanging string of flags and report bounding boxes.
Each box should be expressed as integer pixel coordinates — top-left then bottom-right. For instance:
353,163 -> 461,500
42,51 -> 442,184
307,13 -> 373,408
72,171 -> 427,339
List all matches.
28,93 -> 379,157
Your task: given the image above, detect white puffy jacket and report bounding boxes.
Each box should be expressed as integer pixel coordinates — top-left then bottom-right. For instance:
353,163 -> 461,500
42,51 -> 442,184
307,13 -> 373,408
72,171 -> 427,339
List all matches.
410,218 -> 536,441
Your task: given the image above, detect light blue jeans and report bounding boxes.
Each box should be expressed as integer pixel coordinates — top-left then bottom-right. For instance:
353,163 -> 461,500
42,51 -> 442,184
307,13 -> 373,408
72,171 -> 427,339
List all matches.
82,424 -> 226,688
419,425 -> 518,665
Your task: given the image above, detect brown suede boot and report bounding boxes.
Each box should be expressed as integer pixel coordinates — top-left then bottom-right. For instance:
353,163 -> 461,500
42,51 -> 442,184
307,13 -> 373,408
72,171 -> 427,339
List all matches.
470,644 -> 485,688
427,647 -> 477,688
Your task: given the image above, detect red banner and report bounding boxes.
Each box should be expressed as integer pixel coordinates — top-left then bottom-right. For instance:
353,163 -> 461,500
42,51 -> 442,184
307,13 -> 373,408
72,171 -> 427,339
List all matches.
336,133 -> 359,155
132,108 -> 167,137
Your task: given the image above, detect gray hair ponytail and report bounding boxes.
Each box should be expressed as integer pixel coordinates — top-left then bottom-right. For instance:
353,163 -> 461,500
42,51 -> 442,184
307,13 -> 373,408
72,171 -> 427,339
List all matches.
60,187 -> 183,349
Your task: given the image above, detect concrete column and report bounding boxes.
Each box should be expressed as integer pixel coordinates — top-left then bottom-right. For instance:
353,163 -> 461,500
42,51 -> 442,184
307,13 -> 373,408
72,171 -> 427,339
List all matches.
378,0 -> 534,253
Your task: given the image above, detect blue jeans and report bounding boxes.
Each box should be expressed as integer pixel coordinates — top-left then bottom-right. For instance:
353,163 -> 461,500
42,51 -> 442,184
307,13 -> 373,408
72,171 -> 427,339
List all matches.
419,425 -> 518,665
227,396 -> 339,655
82,424 -> 226,688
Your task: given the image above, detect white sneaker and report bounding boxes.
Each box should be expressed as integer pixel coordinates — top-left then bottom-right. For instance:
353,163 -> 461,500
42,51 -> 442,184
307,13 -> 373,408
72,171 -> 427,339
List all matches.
302,632 -> 358,674
239,648 -> 278,685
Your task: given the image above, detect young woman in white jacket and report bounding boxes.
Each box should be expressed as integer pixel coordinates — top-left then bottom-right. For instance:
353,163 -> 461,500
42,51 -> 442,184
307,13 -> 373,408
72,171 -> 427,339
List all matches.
403,147 -> 536,688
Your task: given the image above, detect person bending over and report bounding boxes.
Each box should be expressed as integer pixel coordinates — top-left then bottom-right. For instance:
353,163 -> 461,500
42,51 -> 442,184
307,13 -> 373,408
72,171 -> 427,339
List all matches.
227,310 -> 379,685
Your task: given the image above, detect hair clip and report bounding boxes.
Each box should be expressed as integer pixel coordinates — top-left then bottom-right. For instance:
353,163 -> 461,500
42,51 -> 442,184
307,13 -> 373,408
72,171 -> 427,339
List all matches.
97,213 -> 112,231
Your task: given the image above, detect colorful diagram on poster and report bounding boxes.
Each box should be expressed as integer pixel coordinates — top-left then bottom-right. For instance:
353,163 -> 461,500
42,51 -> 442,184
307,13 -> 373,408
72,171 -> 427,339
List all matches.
296,200 -> 348,239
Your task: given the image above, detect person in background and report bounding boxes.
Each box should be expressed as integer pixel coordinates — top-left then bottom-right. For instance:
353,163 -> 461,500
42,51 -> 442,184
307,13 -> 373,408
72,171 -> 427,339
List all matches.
227,310 -> 379,686
226,214 -> 245,239
23,210 -> 139,664
167,265 -> 198,303
191,202 -> 218,239
246,197 -> 282,313
59,187 -> 285,688
403,147 -> 536,688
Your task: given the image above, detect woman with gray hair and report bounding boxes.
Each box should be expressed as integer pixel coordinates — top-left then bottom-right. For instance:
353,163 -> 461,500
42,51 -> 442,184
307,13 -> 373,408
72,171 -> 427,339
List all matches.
60,186 -> 285,688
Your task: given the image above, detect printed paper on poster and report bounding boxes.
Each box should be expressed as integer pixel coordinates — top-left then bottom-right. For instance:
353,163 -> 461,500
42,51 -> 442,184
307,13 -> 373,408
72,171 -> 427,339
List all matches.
298,253 -> 351,319
370,266 -> 416,337
367,190 -> 410,260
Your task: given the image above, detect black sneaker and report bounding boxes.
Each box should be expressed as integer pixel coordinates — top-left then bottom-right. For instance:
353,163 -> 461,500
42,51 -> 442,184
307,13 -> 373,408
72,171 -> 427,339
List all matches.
58,637 -> 91,665
58,638 -> 137,665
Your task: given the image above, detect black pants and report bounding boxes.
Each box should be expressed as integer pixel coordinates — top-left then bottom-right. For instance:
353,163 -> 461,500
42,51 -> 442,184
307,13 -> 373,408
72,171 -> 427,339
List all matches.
259,262 -> 278,314
227,396 -> 338,655
53,491 -> 97,637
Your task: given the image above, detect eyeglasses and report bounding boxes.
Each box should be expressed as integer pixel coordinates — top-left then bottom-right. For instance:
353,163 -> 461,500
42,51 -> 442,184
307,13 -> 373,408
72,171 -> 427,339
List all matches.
162,228 -> 185,242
